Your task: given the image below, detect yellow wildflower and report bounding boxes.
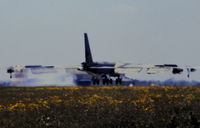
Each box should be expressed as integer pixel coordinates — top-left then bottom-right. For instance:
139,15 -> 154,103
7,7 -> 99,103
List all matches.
184,94 -> 195,104
8,102 -> 26,111
27,103 -> 39,110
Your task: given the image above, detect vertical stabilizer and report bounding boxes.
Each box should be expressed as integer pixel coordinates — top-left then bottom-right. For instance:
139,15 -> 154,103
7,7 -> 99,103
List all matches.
84,33 -> 94,65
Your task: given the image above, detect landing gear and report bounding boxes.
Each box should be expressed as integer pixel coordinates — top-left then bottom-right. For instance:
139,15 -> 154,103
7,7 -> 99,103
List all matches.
102,75 -> 114,85
92,77 -> 100,85
109,79 -> 113,84
102,78 -> 113,85
91,75 -> 122,85
115,77 -> 122,85
102,78 -> 108,85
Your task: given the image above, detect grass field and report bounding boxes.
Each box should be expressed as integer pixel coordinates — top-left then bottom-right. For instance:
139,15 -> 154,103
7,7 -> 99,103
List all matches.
0,86 -> 200,128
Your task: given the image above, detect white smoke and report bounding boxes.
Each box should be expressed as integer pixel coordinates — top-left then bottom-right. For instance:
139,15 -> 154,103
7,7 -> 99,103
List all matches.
7,68 -> 76,87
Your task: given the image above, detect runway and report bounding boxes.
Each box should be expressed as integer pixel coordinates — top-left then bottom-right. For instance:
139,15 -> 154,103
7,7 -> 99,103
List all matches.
1,65 -> 200,86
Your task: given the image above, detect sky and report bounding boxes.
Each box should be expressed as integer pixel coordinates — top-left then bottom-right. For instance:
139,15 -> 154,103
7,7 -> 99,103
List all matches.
0,0 -> 200,67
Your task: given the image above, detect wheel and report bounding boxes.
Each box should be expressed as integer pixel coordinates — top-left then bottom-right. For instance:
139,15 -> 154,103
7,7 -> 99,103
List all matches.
115,78 -> 122,85
109,79 -> 113,85
116,79 -> 119,85
119,78 -> 122,85
92,77 -> 99,85
96,79 -> 100,85
103,79 -> 106,85
105,79 -> 109,85
92,79 -> 96,85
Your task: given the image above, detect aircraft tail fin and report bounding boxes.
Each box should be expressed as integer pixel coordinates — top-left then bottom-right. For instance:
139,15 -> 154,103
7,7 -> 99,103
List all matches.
84,33 -> 94,65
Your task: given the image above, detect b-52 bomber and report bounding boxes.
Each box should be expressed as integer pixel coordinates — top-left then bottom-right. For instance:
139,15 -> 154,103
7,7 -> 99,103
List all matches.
79,33 -> 123,85
77,33 -> 198,85
7,33 -> 198,86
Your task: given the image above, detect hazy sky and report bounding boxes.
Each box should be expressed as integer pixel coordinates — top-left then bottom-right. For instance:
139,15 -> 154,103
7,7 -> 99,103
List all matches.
0,0 -> 200,67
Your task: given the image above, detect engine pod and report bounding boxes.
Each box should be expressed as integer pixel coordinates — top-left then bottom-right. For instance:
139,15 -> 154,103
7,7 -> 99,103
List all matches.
172,68 -> 183,74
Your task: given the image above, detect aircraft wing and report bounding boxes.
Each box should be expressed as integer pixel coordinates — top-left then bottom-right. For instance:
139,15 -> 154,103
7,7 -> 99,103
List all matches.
115,63 -> 199,75
115,63 -> 143,74
146,67 -> 171,74
115,67 -> 143,74
115,64 -> 171,74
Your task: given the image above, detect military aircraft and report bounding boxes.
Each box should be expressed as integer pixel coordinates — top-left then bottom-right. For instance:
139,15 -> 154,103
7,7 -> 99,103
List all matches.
6,33 -> 198,86
79,33 -> 123,85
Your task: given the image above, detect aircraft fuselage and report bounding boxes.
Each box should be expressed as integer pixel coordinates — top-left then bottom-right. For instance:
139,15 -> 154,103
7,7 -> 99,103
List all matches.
82,62 -> 116,75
